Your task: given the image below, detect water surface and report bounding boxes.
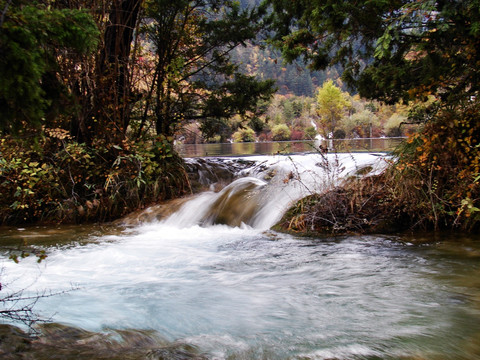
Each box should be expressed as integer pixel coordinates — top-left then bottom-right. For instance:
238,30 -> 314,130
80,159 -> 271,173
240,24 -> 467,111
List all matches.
0,153 -> 479,359
1,225 -> 479,359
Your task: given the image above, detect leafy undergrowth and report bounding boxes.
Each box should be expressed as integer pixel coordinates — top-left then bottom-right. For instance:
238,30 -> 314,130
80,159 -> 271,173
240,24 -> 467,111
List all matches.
276,103 -> 480,235
0,131 -> 190,225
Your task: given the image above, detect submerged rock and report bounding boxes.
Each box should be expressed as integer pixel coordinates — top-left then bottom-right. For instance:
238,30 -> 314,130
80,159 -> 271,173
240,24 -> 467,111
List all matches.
0,323 -> 207,360
200,177 -> 266,227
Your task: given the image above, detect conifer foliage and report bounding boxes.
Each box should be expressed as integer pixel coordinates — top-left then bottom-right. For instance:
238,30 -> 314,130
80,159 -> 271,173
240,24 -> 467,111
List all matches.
0,1 -> 99,133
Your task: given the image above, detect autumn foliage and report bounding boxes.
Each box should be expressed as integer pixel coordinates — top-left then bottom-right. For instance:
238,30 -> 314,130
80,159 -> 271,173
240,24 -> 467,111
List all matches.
390,102 -> 480,230
277,101 -> 480,235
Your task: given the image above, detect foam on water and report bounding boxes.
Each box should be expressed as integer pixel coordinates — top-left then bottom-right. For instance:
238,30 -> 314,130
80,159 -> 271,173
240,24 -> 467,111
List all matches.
1,153 -> 479,359
162,153 -> 389,230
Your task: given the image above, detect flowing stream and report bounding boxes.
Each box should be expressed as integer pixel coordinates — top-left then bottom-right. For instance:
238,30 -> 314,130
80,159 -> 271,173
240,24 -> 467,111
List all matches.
1,153 -> 480,359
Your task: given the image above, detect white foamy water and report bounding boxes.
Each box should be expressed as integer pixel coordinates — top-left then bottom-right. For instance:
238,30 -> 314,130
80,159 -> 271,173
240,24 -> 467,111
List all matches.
239,153 -> 389,228
171,153 -> 389,230
1,153 -> 479,359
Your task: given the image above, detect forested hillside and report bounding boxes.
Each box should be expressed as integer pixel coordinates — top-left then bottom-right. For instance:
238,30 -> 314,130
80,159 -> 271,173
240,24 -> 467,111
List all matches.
232,46 -> 343,97
234,0 -> 343,97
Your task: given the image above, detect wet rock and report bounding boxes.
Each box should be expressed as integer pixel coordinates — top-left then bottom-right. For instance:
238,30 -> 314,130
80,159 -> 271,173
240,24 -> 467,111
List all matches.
117,197 -> 193,226
147,343 -> 207,360
0,323 -> 207,360
185,158 -> 257,193
0,324 -> 32,357
200,177 -> 266,227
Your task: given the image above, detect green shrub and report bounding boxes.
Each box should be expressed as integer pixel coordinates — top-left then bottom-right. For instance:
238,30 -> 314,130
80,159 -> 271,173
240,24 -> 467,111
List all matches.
271,124 -> 291,141
304,126 -> 317,139
232,127 -> 256,142
0,132 -> 189,225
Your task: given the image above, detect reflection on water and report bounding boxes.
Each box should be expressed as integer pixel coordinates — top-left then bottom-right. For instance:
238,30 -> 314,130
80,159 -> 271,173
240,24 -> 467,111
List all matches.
175,137 -> 405,157
0,224 -> 480,360
0,224 -> 121,249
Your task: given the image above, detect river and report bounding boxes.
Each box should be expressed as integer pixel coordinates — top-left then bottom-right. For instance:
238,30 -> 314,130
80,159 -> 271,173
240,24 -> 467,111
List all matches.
0,153 -> 479,359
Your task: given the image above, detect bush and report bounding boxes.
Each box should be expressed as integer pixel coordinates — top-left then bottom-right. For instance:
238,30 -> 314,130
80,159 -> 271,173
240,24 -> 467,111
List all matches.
290,129 -> 305,140
333,129 -> 346,139
389,103 -> 480,231
271,124 -> 291,141
232,127 -> 255,142
274,175 -> 403,235
304,126 -> 317,139
384,113 -> 407,137
0,132 -> 189,225
257,131 -> 272,142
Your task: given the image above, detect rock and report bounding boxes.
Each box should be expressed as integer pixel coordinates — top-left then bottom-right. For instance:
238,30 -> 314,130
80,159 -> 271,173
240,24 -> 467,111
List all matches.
0,324 -> 32,358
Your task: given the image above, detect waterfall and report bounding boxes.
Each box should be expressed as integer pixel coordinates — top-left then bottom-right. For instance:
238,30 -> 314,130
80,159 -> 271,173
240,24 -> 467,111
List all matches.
2,152 -> 478,360
123,153 -> 389,230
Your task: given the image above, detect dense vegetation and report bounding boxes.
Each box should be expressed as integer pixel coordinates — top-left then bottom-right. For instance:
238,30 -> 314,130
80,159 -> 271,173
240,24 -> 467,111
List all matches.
187,84 -> 414,144
0,0 -> 275,224
269,0 -> 480,233
1,0 -> 479,232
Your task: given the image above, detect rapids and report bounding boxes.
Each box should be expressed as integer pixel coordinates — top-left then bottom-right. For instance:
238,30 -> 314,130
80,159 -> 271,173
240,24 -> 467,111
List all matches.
129,153 -> 390,229
0,153 -> 479,360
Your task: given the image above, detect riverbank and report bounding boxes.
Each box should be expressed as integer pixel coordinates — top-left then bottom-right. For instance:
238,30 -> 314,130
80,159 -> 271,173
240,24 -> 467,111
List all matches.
0,134 -> 191,226
1,104 -> 479,233
275,142 -> 480,236
273,174 -> 406,236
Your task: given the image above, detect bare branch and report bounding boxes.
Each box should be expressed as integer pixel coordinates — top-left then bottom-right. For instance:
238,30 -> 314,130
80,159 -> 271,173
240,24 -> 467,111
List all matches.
0,0 -> 12,28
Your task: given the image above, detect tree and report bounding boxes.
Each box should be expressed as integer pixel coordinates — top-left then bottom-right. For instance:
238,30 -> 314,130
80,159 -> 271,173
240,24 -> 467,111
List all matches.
384,113 -> 408,137
47,0 -> 146,145
93,0 -> 144,143
0,1 -> 99,134
315,80 -> 349,137
271,123 -> 290,140
1,0 -> 146,145
135,0 -> 276,140
232,126 -> 255,142
265,0 -> 480,105
304,126 -> 317,140
340,110 -> 380,138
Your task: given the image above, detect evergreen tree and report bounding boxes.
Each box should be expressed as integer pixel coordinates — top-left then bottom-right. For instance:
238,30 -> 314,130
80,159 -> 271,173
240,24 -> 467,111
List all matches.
0,1 -> 99,133
265,0 -> 480,105
136,0 -> 276,140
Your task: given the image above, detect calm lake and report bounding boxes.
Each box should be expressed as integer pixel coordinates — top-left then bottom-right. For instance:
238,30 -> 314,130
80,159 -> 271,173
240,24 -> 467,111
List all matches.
175,137 -> 405,157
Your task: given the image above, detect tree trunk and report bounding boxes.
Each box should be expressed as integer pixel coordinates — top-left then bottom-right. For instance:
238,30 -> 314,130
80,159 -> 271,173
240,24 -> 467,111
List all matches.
94,0 -> 143,143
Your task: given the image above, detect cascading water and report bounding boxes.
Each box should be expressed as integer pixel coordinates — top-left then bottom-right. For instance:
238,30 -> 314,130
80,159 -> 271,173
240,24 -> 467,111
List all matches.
131,152 -> 389,230
1,153 -> 480,360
